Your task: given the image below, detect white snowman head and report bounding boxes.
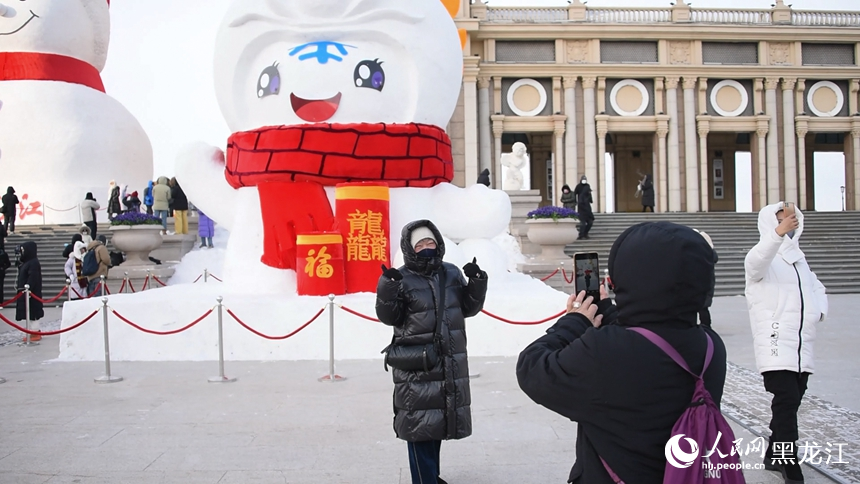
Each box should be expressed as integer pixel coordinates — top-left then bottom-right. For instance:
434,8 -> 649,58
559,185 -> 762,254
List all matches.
0,0 -> 109,70
214,0 -> 463,133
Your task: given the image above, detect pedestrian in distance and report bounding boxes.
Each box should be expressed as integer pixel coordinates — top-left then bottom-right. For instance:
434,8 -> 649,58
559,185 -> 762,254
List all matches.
745,202 -> 827,483
171,177 -> 189,235
80,192 -> 100,240
640,174 -> 655,212
198,210 -> 215,249
65,241 -> 88,300
122,190 -> 142,213
476,168 -> 491,187
376,220 -> 488,484
152,176 -> 172,234
84,236 -> 111,298
573,176 -> 594,240
107,180 -> 122,221
143,180 -> 155,215
561,184 -> 576,210
0,224 -> 9,301
517,222 -> 729,484
2,186 -> 19,234
16,241 -> 44,341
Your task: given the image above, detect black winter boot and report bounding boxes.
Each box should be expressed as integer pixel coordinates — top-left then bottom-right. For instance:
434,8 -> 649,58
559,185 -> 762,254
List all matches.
764,439 -> 779,471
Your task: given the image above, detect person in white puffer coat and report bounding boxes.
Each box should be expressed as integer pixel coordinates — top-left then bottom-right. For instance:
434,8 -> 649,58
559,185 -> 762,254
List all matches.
745,201 -> 828,483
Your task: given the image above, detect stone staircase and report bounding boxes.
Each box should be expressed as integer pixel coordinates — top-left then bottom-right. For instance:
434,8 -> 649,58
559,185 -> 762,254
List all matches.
557,212 -> 860,297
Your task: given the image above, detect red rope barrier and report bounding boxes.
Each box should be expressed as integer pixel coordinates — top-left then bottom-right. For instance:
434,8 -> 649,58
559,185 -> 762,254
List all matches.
539,269 -> 559,282
127,279 -> 136,293
0,309 -> 100,336
111,309 -> 213,336
209,275 -> 223,282
0,292 -> 23,307
226,307 -> 324,340
103,282 -> 111,295
338,305 -> 381,322
31,286 -> 69,304
480,309 -> 566,326
192,274 -> 202,284
152,276 -> 168,287
118,280 -> 127,294
141,276 -> 149,291
561,268 -> 575,284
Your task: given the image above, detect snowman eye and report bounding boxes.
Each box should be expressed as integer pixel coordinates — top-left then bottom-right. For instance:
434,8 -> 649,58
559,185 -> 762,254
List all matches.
257,63 -> 281,99
354,59 -> 384,92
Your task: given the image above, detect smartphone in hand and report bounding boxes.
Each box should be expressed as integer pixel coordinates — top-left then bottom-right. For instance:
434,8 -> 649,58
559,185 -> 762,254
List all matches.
784,202 -> 795,218
573,252 -> 601,301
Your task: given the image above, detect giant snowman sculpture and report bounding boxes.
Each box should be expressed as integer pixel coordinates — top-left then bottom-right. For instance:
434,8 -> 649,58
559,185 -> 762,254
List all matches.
59,0 -> 569,362
0,0 -> 152,224
176,0 -> 513,291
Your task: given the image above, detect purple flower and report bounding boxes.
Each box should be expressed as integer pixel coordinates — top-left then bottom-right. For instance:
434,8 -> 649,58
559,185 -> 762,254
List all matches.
110,211 -> 163,226
527,206 -> 579,221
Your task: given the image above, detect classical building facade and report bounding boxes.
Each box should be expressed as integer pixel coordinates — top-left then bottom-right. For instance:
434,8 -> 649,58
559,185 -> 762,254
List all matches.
447,0 -> 860,213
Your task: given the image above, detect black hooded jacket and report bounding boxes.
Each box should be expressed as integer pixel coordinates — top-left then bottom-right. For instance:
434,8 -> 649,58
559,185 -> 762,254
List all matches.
517,222 -> 726,484
16,241 -> 44,321
573,182 -> 593,217
375,220 -> 488,442
2,187 -> 18,216
641,175 -> 655,207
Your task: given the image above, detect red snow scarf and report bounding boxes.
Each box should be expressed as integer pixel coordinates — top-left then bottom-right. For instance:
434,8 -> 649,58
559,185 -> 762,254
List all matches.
225,123 -> 453,270
0,52 -> 105,92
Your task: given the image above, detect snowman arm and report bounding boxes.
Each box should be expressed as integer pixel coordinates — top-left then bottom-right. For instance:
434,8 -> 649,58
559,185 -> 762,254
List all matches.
175,142 -> 238,231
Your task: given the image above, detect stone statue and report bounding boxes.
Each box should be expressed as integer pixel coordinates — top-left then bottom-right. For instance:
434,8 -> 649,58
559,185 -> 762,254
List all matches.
501,142 -> 529,191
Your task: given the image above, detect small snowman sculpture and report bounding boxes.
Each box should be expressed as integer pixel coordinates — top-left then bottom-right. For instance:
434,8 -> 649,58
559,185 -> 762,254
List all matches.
177,0 -> 512,292
0,0 -> 152,224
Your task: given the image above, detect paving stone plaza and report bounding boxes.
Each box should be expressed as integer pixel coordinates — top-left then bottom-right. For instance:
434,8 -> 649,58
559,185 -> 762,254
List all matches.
0,294 -> 857,484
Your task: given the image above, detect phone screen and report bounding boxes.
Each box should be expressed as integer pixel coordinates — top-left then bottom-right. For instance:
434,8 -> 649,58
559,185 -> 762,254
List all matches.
573,252 -> 601,300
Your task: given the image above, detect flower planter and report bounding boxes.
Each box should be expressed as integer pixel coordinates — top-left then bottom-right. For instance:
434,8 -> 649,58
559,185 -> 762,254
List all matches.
109,225 -> 164,266
526,218 -> 578,260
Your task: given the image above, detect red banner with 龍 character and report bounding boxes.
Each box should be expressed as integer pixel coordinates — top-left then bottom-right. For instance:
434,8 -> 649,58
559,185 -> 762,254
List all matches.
296,233 -> 346,296
335,183 -> 391,294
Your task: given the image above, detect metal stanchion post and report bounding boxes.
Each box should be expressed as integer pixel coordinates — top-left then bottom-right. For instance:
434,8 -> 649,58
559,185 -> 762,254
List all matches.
100,275 -> 106,296
21,284 -> 38,346
318,294 -> 345,382
208,297 -> 236,383
146,269 -> 152,291
66,279 -> 72,303
204,269 -> 209,283
604,268 -> 611,298
94,297 -> 122,384
123,272 -> 129,294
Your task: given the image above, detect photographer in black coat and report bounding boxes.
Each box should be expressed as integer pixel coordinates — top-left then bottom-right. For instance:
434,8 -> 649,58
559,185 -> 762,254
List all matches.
15,241 -> 44,341
376,220 -> 488,484
517,222 -> 727,484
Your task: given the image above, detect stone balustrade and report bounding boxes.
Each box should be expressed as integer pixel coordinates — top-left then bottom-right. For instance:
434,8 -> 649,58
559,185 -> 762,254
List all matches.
586,8 -> 672,24
486,7 -> 567,23
792,10 -> 860,27
690,8 -> 772,25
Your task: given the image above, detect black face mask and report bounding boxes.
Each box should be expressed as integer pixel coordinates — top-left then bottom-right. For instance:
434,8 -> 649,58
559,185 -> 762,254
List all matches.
416,248 -> 437,259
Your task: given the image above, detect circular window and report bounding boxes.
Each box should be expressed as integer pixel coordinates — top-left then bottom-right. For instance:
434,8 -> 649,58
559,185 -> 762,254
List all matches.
807,81 -> 844,118
507,79 -> 548,117
710,80 -> 749,117
609,79 -> 649,117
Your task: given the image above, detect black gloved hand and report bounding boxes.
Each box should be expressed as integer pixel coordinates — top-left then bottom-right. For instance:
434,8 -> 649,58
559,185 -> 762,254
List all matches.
380,264 -> 403,281
462,257 -> 482,279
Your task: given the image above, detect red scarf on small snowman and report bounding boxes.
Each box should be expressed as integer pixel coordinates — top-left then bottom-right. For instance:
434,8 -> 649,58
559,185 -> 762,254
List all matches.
0,52 -> 105,92
225,122 -> 454,270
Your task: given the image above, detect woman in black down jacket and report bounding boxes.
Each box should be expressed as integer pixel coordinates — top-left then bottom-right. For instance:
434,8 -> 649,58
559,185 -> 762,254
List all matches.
16,241 -> 44,341
376,220 -> 488,484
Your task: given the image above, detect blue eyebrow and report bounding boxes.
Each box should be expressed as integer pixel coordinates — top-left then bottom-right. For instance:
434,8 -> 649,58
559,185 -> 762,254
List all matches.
289,41 -> 356,64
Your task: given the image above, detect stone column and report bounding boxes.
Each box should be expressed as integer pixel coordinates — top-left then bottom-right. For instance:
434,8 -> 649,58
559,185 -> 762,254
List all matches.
492,115 -> 505,190
795,117 -> 809,210
553,118 -> 566,206
563,77 -> 579,190
477,77 -> 492,182
583,77 -> 599,209
854,128 -> 860,211
697,116 -> 711,213
683,78 -> 699,212
597,122 -> 608,213
765,78 -> 780,204
756,118 -> 769,210
463,71 -> 479,186
657,121 -> 669,213
666,77 -> 681,212
782,78 -> 798,204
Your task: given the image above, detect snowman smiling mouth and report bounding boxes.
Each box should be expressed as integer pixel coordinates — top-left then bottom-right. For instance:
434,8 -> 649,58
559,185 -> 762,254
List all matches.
0,11 -> 38,36
290,92 -> 342,123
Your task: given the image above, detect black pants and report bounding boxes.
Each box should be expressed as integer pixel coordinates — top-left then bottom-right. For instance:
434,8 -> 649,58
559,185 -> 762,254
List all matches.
407,440 -> 441,484
642,205 -> 654,212
4,213 -> 14,233
763,370 -> 810,444
85,221 -> 98,241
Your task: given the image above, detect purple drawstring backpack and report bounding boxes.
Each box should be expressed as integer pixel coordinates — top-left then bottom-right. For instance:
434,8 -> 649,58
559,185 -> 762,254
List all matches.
600,327 -> 746,484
